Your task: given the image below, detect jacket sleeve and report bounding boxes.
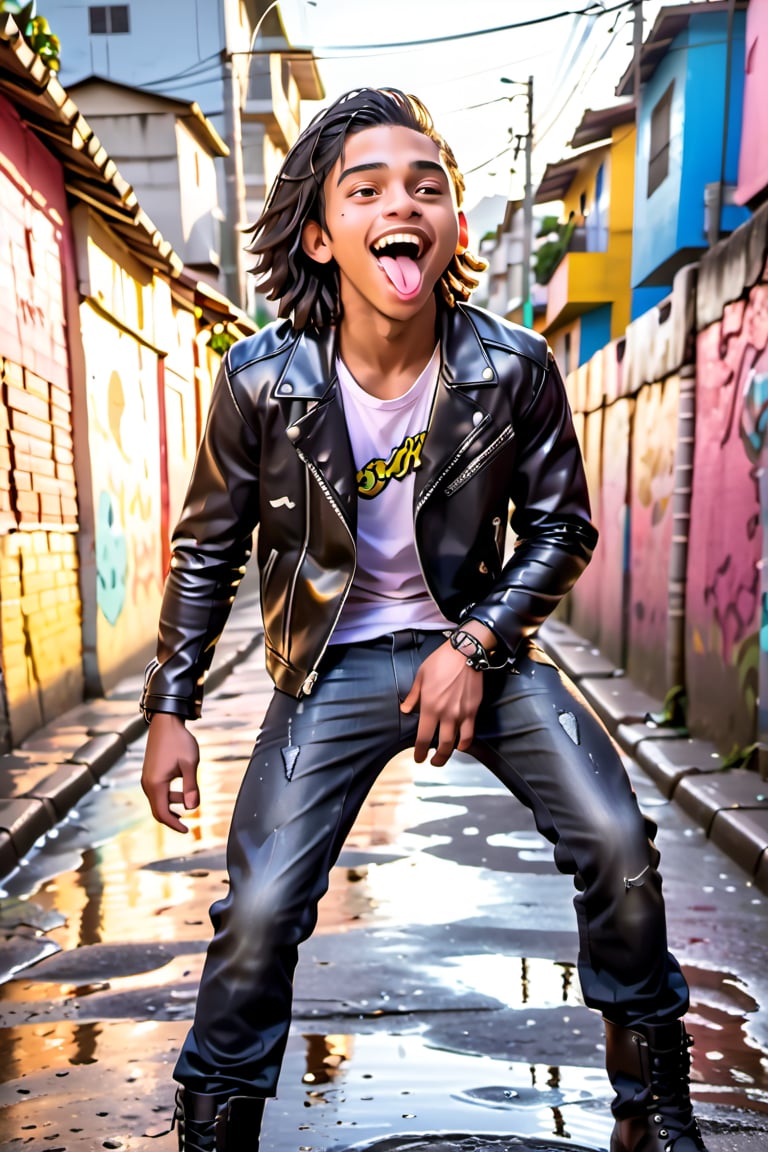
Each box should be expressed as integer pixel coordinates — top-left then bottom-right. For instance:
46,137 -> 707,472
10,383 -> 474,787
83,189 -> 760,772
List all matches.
464,351 -> 598,658
140,355 -> 261,721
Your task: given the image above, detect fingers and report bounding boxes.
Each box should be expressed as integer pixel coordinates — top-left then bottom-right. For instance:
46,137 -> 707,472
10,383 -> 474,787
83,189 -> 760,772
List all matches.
180,756 -> 201,810
456,712 -> 476,753
400,680 -> 419,715
412,707 -> 435,763
141,718 -> 201,834
429,716 -> 461,767
142,776 -> 191,834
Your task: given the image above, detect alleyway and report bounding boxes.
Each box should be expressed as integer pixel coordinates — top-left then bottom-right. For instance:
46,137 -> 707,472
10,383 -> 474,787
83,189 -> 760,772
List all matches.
0,626 -> 767,1151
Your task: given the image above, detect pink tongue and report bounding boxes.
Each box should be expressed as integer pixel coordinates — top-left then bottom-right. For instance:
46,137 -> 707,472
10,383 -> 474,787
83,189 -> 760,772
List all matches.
379,254 -> 422,296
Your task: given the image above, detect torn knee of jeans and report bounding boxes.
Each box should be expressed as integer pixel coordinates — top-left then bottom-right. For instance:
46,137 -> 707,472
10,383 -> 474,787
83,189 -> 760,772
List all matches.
281,744 -> 300,780
624,863 -> 651,891
557,709 -> 580,744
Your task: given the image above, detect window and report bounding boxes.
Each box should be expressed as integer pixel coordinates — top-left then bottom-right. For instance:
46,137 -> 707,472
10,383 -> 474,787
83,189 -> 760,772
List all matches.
648,82 -> 673,197
89,5 -> 130,34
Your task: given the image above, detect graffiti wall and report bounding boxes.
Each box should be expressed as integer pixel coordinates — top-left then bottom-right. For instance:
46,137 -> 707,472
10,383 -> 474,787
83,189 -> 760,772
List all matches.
78,305 -> 164,688
561,211 -> 768,759
626,375 -> 681,694
685,292 -> 767,749
565,344 -> 633,670
0,96 -> 84,748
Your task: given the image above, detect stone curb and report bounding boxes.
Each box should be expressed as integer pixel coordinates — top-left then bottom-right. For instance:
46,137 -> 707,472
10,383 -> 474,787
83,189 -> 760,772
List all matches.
0,593 -> 264,883
538,619 -> 768,895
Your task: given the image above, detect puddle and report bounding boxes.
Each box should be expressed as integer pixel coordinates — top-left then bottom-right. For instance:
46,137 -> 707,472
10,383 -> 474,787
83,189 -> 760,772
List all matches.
1,721 -> 768,1148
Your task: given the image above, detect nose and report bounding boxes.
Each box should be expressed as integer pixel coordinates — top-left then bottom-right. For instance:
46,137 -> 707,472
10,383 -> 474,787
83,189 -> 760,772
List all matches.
383,182 -> 421,218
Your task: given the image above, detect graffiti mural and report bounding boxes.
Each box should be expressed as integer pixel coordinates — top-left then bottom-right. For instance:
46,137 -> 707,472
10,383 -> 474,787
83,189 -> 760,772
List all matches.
686,288 -> 767,750
626,377 -> 680,694
80,307 -> 163,684
95,490 -> 127,626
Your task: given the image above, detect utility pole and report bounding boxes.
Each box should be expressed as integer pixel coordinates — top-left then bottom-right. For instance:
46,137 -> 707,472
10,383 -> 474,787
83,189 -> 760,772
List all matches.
220,0 -> 248,308
522,75 -> 534,329
501,75 -> 534,327
633,0 -> 643,113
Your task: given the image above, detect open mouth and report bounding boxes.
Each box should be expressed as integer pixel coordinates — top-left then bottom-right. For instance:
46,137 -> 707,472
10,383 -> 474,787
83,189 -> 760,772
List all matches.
371,232 -> 427,297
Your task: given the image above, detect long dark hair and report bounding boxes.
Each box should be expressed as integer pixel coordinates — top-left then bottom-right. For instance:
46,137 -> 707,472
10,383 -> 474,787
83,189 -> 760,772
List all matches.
245,88 -> 486,330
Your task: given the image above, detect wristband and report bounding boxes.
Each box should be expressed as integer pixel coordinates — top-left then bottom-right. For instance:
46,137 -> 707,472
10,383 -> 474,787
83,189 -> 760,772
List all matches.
448,628 -> 508,672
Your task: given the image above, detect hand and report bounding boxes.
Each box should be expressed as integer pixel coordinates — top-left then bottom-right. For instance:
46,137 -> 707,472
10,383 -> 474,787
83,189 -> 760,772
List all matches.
400,640 -> 484,767
141,713 -> 201,833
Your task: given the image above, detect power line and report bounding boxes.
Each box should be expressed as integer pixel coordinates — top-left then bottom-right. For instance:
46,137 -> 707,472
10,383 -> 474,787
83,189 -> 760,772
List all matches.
315,1 -> 635,52
134,50 -> 222,89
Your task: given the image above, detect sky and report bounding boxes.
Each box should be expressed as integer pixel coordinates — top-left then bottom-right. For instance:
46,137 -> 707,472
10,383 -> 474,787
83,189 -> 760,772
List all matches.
277,0 -> 668,212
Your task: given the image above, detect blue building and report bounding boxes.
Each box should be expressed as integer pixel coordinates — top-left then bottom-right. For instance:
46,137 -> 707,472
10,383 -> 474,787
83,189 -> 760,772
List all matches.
617,1 -> 750,319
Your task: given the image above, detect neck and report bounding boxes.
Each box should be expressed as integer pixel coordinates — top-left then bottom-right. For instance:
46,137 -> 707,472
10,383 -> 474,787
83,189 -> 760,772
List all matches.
337,296 -> 439,400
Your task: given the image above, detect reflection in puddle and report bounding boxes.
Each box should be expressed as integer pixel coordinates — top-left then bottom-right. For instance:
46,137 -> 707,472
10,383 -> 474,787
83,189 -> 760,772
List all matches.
286,1031 -> 615,1149
1,707 -> 768,1147
435,956 -> 579,1010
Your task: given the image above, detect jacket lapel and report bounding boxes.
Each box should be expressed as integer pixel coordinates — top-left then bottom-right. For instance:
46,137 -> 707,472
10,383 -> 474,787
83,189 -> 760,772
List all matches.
271,306 -> 500,526
414,306 -> 498,510
273,328 -> 358,531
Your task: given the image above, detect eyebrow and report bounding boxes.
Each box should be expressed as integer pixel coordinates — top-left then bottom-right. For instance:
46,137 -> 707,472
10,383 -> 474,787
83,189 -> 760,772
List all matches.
336,159 -> 447,186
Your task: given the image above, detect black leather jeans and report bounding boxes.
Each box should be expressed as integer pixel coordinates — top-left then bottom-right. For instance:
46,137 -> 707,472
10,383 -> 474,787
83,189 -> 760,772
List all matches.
174,631 -> 689,1096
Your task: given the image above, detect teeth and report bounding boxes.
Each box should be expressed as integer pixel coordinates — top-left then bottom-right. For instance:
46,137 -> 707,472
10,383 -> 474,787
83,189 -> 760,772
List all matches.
372,233 -> 422,256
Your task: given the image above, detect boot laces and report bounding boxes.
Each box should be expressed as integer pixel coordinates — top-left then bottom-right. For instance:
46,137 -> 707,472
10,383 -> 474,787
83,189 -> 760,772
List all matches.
173,1089 -> 219,1152
648,1033 -> 703,1147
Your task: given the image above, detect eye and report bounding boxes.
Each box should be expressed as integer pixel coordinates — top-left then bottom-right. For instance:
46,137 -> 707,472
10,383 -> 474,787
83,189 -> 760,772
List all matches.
349,185 -> 378,199
415,183 -> 446,197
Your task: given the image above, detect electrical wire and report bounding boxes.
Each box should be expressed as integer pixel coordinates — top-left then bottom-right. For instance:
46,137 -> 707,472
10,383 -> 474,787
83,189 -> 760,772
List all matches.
464,144 -> 515,175
315,1 -> 635,52
134,50 -> 222,89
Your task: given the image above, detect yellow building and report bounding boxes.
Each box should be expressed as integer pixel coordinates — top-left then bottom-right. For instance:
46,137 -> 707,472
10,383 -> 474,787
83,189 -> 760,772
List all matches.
534,105 -> 636,374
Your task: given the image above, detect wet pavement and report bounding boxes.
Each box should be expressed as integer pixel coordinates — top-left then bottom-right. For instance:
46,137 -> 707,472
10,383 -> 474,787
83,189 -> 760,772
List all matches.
0,627 -> 767,1150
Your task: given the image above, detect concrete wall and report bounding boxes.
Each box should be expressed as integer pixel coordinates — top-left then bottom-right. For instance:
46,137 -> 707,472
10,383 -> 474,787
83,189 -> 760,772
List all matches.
0,95 -> 84,748
0,87 -> 228,749
565,202 -> 768,764
69,208 -> 209,695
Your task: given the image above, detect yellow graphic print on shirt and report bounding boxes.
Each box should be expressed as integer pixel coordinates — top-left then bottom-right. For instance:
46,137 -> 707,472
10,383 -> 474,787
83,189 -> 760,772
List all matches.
357,431 -> 427,499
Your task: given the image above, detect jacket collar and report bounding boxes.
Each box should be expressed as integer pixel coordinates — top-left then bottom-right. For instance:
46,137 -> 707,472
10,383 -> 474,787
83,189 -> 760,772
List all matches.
273,304 -> 498,524
271,301 -> 498,401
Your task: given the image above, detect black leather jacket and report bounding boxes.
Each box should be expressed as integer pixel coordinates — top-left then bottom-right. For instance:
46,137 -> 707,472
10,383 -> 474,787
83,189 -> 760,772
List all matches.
141,302 -> 597,718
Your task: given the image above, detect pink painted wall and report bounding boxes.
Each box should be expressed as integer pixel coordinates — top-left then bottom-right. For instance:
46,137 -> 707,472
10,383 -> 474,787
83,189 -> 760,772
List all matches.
569,406 -> 605,641
685,295 -> 767,749
736,0 -> 768,207
626,376 -> 680,694
0,94 -> 84,744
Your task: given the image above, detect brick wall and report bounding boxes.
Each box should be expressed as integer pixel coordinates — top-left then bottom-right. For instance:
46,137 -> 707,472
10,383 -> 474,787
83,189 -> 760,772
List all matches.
0,97 -> 85,749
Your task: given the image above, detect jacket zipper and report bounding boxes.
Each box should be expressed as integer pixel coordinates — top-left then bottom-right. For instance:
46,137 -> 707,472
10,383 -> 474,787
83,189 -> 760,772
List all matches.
281,468 -> 312,657
414,414 -> 489,517
261,547 -> 278,594
413,413 -> 490,605
294,446 -> 356,694
444,425 -> 515,496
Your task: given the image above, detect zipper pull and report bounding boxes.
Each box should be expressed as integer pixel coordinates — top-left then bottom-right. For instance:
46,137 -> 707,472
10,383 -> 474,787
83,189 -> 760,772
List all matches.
301,670 -> 318,696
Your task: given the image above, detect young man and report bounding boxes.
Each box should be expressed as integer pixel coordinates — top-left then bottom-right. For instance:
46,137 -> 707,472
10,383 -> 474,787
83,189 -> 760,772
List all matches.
140,89 -> 707,1152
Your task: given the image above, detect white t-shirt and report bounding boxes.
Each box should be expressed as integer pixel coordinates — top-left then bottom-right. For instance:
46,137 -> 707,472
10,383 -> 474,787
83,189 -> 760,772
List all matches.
331,346 -> 452,643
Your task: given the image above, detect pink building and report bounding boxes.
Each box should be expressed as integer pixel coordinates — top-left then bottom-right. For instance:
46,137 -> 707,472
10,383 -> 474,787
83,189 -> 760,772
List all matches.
736,0 -> 768,206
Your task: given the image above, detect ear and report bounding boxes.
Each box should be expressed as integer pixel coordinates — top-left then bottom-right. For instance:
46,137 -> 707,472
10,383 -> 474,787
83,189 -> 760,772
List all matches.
455,211 -> 469,255
302,220 -> 334,265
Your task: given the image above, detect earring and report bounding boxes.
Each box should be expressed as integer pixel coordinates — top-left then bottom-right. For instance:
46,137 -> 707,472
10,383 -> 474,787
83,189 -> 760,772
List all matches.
456,211 -> 469,255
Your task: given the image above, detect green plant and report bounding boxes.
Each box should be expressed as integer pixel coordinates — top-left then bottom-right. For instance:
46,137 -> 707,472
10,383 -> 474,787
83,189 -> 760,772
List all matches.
645,684 -> 688,730
207,324 -> 237,355
533,214 -> 576,286
0,2 -> 61,70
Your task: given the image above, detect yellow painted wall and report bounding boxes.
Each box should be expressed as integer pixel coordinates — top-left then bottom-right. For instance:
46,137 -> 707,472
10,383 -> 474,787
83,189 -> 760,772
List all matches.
545,123 -> 636,344
72,212 -> 203,690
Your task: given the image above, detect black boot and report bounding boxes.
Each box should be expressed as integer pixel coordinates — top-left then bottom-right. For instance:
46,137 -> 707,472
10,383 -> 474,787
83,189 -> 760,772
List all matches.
604,1020 -> 708,1152
174,1086 -> 265,1152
